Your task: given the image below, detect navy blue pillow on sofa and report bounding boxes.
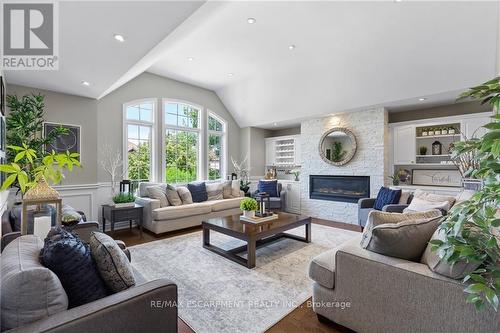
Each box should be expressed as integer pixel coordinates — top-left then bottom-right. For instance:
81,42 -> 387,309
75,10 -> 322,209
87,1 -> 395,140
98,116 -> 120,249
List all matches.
373,187 -> 402,210
188,182 -> 208,202
40,226 -> 108,308
258,180 -> 279,197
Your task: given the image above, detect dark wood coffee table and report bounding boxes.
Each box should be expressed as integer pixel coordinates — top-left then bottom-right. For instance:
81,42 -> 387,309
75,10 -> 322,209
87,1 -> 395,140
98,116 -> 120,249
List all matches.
202,213 -> 311,269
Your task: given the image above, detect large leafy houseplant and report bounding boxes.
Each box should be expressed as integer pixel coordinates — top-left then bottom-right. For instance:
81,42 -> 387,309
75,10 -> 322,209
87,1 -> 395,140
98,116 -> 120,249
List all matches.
0,94 -> 81,194
431,77 -> 500,312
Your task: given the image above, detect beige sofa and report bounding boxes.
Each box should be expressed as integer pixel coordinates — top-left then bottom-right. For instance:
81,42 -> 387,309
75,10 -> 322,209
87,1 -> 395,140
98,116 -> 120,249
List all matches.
308,235 -> 500,333
135,182 -> 244,234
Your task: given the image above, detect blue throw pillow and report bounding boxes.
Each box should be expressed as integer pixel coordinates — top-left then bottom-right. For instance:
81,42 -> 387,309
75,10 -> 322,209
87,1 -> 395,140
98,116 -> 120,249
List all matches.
40,227 -> 108,308
188,182 -> 208,202
373,187 -> 402,210
258,180 -> 279,197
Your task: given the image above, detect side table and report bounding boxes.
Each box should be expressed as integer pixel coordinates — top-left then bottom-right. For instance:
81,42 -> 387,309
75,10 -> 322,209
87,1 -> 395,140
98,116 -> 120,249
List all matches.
101,204 -> 143,237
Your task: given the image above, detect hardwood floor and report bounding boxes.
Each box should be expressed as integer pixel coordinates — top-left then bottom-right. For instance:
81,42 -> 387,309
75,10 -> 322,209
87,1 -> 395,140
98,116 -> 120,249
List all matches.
109,218 -> 360,333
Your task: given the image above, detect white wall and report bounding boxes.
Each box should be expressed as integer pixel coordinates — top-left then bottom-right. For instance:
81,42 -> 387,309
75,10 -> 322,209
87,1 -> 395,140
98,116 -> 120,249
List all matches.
300,108 -> 389,224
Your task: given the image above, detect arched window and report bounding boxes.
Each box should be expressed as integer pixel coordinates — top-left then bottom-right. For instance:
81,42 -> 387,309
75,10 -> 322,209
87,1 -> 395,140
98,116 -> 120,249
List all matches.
123,99 -> 155,183
208,112 -> 226,180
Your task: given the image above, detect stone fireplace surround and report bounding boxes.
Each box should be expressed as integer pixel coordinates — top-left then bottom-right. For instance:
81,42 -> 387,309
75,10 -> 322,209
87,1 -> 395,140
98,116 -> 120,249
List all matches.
300,108 -> 389,224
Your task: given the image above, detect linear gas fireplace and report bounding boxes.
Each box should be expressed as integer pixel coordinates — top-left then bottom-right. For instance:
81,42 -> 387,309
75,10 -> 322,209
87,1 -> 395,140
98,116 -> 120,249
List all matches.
309,175 -> 370,203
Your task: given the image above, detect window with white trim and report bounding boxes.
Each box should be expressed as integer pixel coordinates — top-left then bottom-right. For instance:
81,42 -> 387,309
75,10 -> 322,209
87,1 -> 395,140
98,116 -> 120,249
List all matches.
208,112 -> 226,180
164,101 -> 200,183
124,100 -> 154,183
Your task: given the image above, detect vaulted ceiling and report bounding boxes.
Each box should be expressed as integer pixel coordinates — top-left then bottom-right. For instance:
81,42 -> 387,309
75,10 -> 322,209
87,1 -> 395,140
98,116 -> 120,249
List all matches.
5,1 -> 499,128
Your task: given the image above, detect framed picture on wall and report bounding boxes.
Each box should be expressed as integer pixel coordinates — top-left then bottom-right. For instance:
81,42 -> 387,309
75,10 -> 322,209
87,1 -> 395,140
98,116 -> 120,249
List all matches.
412,169 -> 462,188
43,122 -> 81,161
0,76 -> 5,116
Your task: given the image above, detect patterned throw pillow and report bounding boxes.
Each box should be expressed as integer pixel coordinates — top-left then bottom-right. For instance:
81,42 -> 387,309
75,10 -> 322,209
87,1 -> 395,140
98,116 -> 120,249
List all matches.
206,182 -> 223,200
146,185 -> 169,207
89,232 -> 135,293
177,186 -> 193,205
188,182 -> 208,202
373,187 -> 402,210
40,227 -> 108,308
166,184 -> 182,206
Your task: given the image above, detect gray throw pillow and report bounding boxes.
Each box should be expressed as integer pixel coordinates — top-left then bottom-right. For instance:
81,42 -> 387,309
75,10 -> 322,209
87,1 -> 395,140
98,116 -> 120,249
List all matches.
177,186 -> 193,205
89,232 -> 136,293
206,182 -> 223,201
1,235 -> 68,331
361,216 -> 442,261
146,185 -> 169,207
421,228 -> 481,279
222,181 -> 234,199
166,184 -> 182,206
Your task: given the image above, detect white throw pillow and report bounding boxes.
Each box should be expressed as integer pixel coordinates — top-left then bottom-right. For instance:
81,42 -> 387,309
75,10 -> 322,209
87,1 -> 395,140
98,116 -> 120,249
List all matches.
146,186 -> 169,207
231,180 -> 241,197
206,182 -> 223,200
404,190 -> 456,213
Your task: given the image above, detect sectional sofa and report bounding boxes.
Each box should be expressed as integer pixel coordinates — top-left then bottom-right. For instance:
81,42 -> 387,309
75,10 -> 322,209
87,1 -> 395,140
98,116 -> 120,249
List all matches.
135,181 -> 245,234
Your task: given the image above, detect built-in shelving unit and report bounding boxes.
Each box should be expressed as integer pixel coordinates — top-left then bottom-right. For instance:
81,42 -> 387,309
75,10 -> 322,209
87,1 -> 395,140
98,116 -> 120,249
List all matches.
390,112 -> 493,191
265,134 -> 301,168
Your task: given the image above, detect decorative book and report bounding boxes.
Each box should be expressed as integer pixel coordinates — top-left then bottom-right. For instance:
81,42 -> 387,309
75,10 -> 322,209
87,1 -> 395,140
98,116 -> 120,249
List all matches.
240,213 -> 279,224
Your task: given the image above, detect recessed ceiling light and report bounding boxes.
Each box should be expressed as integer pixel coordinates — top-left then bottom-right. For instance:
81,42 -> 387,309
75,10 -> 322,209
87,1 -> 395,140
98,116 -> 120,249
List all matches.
394,0 -> 403,2
113,34 -> 125,42
228,73 -> 234,77
187,57 -> 194,61
81,81 -> 90,86
418,98 -> 427,101
273,122 -> 278,127
288,44 -> 296,50
247,18 -> 256,24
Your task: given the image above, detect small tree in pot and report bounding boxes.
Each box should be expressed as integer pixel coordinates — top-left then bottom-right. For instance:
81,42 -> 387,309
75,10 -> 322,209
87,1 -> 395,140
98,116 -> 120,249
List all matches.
431,77 -> 500,311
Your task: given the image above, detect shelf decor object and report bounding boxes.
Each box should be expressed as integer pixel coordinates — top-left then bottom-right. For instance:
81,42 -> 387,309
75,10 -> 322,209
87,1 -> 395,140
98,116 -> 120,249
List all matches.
411,169 -> 462,187
431,140 -> 442,155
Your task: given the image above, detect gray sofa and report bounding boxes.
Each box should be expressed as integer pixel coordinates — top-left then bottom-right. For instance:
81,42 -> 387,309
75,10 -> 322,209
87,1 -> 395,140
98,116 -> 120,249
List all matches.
136,181 -> 244,234
358,197 -> 412,227
308,235 -> 500,333
1,223 -> 178,333
251,182 -> 285,210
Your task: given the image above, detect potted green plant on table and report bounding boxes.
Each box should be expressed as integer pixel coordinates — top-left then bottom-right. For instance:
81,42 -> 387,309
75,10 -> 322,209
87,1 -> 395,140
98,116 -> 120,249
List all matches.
240,197 -> 258,219
430,77 -> 500,312
112,192 -> 136,208
0,94 -> 81,195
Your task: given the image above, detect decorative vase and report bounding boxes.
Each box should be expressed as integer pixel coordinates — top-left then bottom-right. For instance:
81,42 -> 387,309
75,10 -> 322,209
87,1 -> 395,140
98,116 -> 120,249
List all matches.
243,210 -> 255,219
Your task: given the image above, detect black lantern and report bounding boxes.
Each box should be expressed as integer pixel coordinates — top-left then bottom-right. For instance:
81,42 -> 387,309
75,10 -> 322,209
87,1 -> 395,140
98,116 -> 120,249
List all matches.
120,180 -> 133,194
432,141 -> 442,155
256,192 -> 271,217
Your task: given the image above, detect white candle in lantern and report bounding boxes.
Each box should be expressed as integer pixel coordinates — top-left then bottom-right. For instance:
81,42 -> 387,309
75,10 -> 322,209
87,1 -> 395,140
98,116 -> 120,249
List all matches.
34,216 -> 52,239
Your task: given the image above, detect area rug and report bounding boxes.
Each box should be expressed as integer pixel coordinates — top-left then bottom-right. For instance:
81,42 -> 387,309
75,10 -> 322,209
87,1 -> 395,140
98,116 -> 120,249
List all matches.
129,224 -> 358,333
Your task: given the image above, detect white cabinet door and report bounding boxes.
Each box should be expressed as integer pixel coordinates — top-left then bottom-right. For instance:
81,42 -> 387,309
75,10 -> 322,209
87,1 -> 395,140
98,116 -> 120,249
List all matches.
393,125 -> 416,164
284,182 -> 301,213
462,115 -> 491,140
293,135 -> 301,166
265,138 -> 276,166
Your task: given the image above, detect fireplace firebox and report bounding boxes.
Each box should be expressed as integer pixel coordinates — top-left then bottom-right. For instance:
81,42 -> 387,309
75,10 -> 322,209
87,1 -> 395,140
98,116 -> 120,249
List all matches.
309,175 -> 370,203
